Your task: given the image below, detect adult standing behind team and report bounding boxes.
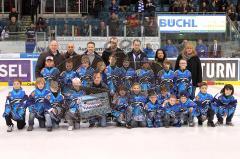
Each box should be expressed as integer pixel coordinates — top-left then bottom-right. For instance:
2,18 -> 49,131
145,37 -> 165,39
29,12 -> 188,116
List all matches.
102,37 -> 126,67
175,42 -> 202,99
35,40 -> 65,78
127,39 -> 147,70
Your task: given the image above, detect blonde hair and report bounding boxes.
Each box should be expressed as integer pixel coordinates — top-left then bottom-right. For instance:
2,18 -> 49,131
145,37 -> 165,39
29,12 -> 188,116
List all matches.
35,77 -> 45,88
181,42 -> 197,56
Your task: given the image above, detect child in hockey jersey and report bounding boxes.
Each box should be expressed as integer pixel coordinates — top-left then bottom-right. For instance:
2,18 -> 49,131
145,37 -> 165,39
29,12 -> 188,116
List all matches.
27,77 -> 50,131
59,59 -> 77,97
120,57 -> 136,89
157,60 -> 174,94
127,83 -> 147,128
194,82 -> 215,127
163,95 -> 181,128
96,61 -> 107,84
76,55 -> 94,88
178,91 -> 196,127
65,78 -> 85,131
105,55 -> 122,95
136,58 -> 154,95
212,84 -> 237,126
145,91 -> 164,128
41,56 -> 60,90
174,59 -> 192,98
112,85 -> 129,126
3,79 -> 28,132
157,86 -> 170,105
44,81 -> 64,131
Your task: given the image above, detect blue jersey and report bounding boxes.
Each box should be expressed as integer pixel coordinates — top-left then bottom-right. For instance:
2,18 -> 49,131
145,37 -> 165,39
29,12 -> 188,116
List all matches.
76,66 -> 94,87
41,67 -> 60,89
165,102 -> 181,118
212,94 -> 237,116
129,93 -> 147,121
157,69 -> 175,93
44,92 -> 64,111
174,69 -> 192,97
120,67 -> 136,88
179,99 -> 196,114
136,68 -> 154,92
59,70 -> 77,87
112,96 -> 129,118
68,89 -> 85,113
3,88 -> 28,120
194,92 -> 213,116
105,66 -> 122,94
145,101 -> 164,113
27,88 -> 50,115
157,93 -> 170,105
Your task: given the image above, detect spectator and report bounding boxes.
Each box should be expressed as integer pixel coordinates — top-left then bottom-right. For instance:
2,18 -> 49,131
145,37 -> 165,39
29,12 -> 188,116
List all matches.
179,39 -> 188,52
25,23 -> 36,53
227,8 -> 236,21
209,39 -> 222,58
196,39 -> 208,58
80,23 -> 90,36
119,0 -> 131,12
209,0 -> 222,12
143,43 -> 155,58
93,21 -> 107,37
144,17 -> 158,36
163,40 -> 179,58
175,42 -> 202,99
151,49 -> 167,75
102,37 -> 126,67
126,13 -> 140,36
35,40 -> 65,78
199,2 -> 210,12
127,39 -> 147,70
36,17 -> 47,32
145,0 -> 156,17
81,41 -> 103,69
62,43 -> 82,71
135,0 -> 144,13
109,0 -> 119,14
7,17 -> 19,33
108,12 -> 120,36
88,0 -> 104,18
9,8 -> 18,21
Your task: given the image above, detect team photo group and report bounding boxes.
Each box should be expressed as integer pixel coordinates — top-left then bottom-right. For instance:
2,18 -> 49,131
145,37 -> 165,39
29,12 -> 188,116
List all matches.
2,37 -> 238,132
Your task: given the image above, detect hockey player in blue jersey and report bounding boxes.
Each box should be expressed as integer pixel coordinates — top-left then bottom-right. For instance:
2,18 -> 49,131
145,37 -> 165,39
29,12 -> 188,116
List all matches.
163,95 -> 181,128
156,60 -> 175,94
3,79 -> 28,132
65,78 -> 86,131
212,84 -> 237,126
127,83 -> 147,128
194,82 -> 215,127
44,80 -> 64,131
105,55 -> 122,96
27,77 -> 50,131
136,58 -> 154,95
120,57 -> 136,90
157,86 -> 170,105
174,59 -> 192,98
145,91 -> 164,128
59,59 -> 77,97
112,85 -> 129,126
76,55 -> 95,88
178,91 -> 196,127
41,56 -> 60,90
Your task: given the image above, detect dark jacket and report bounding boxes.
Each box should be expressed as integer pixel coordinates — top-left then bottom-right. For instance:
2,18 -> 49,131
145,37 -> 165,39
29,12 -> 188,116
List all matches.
127,49 -> 147,70
151,49 -> 167,75
82,51 -> 103,70
62,51 -> 82,71
85,82 -> 109,94
175,54 -> 202,87
35,50 -> 65,78
102,47 -> 126,67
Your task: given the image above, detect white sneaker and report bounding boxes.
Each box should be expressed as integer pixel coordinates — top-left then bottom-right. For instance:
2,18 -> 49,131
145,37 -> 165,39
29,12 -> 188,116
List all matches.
68,126 -> 74,131
7,125 -> 13,132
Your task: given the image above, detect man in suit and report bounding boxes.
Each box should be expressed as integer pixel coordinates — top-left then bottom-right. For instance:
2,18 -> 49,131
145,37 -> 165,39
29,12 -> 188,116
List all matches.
127,39 -> 147,70
209,40 -> 222,58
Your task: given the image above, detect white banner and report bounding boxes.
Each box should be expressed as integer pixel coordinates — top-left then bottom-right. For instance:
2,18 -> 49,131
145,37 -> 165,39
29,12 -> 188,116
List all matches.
157,14 -> 226,33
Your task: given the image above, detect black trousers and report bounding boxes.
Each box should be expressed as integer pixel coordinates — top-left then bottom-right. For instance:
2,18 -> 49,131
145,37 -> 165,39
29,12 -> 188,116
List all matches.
197,108 -> 215,123
216,113 -> 234,123
5,114 -> 26,129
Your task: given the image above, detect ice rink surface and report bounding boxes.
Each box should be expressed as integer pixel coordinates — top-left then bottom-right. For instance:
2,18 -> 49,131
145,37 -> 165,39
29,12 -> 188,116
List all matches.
0,85 -> 240,159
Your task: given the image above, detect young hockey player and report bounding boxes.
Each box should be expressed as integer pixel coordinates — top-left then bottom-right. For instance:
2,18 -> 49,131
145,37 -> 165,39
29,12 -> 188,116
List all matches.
120,57 -> 136,90
65,78 -> 85,131
194,82 -> 215,127
136,58 -> 154,95
157,86 -> 170,105
178,91 -> 196,127
44,80 -> 64,131
127,83 -> 147,128
212,84 -> 237,126
145,91 -> 164,128
105,54 -> 122,95
174,59 -> 192,98
156,60 -> 175,94
27,77 -> 50,131
41,56 -> 60,90
112,85 -> 129,126
163,95 -> 181,128
3,79 -> 28,132
76,55 -> 95,88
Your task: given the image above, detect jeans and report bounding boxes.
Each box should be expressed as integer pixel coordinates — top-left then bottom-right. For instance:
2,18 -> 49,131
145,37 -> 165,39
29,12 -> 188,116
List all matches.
28,112 -> 45,128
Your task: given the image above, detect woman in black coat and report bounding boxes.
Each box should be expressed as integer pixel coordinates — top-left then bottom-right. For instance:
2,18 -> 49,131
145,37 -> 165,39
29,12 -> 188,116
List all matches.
175,43 -> 202,99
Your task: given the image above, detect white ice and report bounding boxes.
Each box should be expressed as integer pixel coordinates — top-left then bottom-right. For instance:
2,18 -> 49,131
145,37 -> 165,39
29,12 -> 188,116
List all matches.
0,85 -> 240,159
